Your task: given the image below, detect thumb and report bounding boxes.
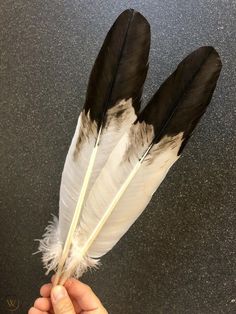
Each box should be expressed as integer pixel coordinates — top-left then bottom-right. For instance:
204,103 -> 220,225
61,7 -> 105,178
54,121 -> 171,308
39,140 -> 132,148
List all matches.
51,285 -> 76,314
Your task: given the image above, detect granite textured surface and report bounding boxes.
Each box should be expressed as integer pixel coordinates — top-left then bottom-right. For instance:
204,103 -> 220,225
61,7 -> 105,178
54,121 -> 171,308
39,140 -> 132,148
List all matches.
0,1 -> 235,313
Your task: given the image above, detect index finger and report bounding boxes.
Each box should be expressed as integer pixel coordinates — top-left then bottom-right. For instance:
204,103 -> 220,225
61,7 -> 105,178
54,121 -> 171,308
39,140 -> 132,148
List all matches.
40,283 -> 52,298
64,278 -> 102,311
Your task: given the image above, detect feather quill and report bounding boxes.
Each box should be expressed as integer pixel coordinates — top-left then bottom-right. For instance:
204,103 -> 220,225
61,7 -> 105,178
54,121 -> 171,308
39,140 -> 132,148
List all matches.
58,46 -> 222,284
38,9 -> 150,284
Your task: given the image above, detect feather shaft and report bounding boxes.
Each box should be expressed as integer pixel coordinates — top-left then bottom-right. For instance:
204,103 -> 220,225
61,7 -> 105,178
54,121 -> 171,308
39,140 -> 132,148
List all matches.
58,145 -> 155,284
58,161 -> 141,284
54,129 -> 102,285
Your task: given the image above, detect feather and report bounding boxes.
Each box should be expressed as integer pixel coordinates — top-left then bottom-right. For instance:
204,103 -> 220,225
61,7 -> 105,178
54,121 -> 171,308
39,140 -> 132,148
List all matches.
38,9 -> 150,284
57,46 -> 222,283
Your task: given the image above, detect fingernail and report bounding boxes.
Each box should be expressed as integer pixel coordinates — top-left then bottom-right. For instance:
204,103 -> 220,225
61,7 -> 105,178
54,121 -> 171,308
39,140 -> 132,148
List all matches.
52,285 -> 67,302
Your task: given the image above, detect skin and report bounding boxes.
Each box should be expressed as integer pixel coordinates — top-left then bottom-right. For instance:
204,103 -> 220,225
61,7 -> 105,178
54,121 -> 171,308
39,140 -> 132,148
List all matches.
28,277 -> 108,314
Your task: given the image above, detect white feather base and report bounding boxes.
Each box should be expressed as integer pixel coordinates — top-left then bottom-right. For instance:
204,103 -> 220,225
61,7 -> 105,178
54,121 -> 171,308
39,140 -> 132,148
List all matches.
37,216 -> 100,278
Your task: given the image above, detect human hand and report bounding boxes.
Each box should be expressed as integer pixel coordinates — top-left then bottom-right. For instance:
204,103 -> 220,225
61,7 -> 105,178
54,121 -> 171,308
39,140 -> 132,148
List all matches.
29,278 -> 108,314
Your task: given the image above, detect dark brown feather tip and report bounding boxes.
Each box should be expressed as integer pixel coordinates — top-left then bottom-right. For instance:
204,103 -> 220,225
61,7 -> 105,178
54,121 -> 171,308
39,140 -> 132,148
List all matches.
138,46 -> 222,154
84,9 -> 151,126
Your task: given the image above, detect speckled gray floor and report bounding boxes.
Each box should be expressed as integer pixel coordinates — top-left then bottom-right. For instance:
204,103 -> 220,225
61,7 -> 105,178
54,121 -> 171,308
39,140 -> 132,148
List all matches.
0,1 -> 235,313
